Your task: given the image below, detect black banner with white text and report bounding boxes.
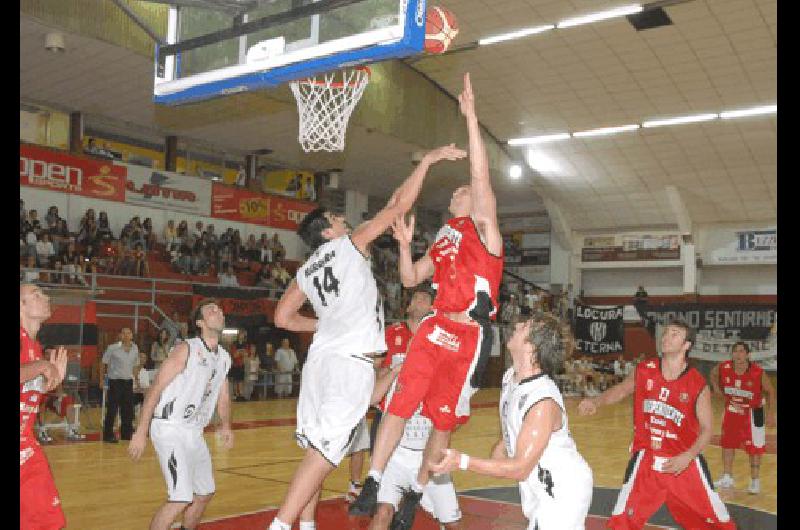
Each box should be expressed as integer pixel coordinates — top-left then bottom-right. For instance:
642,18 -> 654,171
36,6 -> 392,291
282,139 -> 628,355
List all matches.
575,304 -> 625,355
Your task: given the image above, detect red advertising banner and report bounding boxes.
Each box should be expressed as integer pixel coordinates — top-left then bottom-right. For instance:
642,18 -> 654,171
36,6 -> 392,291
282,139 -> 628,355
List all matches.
211,183 -> 316,230
20,144 -> 126,202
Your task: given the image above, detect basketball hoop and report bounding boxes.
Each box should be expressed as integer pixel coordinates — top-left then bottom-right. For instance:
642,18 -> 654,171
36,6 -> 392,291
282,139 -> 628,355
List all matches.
290,66 -> 370,152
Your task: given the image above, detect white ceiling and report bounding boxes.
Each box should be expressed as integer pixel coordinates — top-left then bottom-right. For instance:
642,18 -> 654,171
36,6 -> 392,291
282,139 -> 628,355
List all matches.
20,0 -> 776,231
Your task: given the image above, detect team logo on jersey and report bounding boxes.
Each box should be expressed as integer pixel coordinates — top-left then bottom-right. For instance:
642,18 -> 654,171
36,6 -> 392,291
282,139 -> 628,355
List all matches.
680,392 -> 689,403
646,379 -> 653,391
651,438 -> 662,450
183,404 -> 196,419
427,325 -> 461,352
735,380 -> 741,388
659,388 -> 670,402
395,336 -> 403,346
439,405 -> 452,414
589,322 -> 607,342
646,361 -> 657,369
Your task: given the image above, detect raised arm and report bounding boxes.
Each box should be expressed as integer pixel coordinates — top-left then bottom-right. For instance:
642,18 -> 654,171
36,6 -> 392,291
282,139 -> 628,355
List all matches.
128,342 -> 190,461
578,369 -> 636,415
392,214 -> 435,288
350,145 -> 466,255
459,73 -> 502,257
274,280 -> 318,333
429,398 -> 560,481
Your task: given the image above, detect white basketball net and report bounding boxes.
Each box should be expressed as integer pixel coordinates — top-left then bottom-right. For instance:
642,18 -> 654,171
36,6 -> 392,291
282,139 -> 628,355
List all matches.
290,67 -> 370,152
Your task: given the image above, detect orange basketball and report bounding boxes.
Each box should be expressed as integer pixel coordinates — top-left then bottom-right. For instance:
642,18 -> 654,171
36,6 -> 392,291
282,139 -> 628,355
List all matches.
425,6 -> 459,54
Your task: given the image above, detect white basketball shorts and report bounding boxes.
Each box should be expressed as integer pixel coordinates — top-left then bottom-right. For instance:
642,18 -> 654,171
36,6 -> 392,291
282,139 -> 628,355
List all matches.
150,421 -> 215,503
377,445 -> 462,524
295,352 -> 375,466
346,416 -> 371,455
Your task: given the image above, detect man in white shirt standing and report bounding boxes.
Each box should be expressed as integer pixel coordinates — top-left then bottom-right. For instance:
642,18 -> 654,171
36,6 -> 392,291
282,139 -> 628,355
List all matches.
100,328 -> 140,443
274,338 -> 299,398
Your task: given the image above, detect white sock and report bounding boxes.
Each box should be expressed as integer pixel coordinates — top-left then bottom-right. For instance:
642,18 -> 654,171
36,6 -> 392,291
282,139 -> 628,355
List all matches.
299,521 -> 316,530
268,518 -> 291,530
368,469 -> 382,482
751,478 -> 760,487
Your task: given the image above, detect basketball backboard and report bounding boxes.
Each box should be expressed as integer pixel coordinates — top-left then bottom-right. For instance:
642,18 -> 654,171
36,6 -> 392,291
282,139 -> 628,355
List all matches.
153,0 -> 426,105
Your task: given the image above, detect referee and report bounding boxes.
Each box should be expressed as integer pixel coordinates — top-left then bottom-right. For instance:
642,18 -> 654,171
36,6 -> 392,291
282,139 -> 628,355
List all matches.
100,327 -> 141,443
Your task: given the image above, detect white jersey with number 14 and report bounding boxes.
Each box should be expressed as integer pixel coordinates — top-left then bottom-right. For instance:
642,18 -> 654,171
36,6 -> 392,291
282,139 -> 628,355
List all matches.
296,236 -> 386,358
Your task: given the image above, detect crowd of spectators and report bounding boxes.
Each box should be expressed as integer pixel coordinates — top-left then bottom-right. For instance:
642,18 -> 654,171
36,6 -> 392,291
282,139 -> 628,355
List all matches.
20,199 -> 291,290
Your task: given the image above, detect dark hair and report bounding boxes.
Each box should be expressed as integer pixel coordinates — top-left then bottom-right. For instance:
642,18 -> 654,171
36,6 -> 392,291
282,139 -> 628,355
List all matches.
732,341 -> 750,353
666,318 -> 696,354
190,298 -> 218,336
525,312 -> 569,377
412,284 -> 434,302
297,207 -> 332,250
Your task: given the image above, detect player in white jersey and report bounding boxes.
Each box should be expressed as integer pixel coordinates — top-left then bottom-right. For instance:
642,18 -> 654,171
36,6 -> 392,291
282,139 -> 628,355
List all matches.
369,352 -> 463,530
268,143 -> 466,530
128,299 -> 233,530
431,313 -> 593,530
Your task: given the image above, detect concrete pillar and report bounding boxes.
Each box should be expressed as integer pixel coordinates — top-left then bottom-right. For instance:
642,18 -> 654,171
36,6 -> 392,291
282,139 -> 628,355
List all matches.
682,242 -> 696,294
69,112 -> 83,154
165,135 -> 178,172
244,154 -> 257,186
345,189 -> 368,229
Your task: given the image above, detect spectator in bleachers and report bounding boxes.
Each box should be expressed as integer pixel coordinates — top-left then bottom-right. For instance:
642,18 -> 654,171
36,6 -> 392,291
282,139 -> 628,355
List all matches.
191,233 -> 211,275
113,238 -> 135,276
271,260 -> 291,290
77,217 -> 98,247
79,208 -> 96,231
132,242 -> 149,277
45,206 -> 60,230
260,342 -> 276,395
258,234 -> 273,263
96,211 -> 113,240
49,218 -> 71,257
385,271 -> 401,320
231,230 -> 243,262
218,263 -> 240,287
60,242 -> 81,284
24,226 -> 38,259
270,233 -> 285,262
163,219 -> 177,251
27,209 -> 42,236
217,241 -> 233,272
22,254 -> 40,283
176,220 -> 189,245
206,224 -> 218,247
230,331 -> 250,402
142,218 -> 157,250
500,293 -> 522,324
175,237 -> 193,275
255,263 -> 276,292
192,221 -> 204,242
244,234 -> 259,261
36,233 -> 55,268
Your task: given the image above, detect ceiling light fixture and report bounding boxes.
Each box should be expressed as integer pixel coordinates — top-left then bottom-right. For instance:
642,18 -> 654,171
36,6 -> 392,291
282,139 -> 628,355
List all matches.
642,113 -> 718,128
526,150 -> 562,174
509,164 -> 523,179
573,124 -> 640,137
719,104 -> 777,119
508,133 -> 571,146
479,24 -> 555,46
557,4 -> 643,29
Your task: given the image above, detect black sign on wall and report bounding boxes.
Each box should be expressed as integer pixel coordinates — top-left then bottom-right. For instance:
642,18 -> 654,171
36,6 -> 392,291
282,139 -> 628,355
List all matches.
574,304 -> 625,355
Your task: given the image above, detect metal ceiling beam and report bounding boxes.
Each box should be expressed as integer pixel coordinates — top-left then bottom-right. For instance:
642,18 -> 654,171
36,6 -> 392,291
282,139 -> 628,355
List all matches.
157,0 -> 369,60
110,0 -> 166,45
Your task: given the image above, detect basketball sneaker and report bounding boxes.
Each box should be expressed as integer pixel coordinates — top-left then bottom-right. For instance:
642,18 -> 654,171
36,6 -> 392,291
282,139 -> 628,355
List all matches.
348,476 -> 379,516
390,488 -> 423,530
37,429 -> 53,444
66,428 -> 86,441
345,480 -> 363,503
714,474 -> 734,489
747,479 -> 760,495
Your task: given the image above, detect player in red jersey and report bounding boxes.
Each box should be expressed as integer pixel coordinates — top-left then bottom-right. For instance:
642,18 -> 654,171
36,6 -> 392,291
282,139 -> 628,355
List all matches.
578,320 -> 737,530
350,72 -> 504,530
348,287 -> 434,503
20,283 -> 69,530
710,341 -> 776,494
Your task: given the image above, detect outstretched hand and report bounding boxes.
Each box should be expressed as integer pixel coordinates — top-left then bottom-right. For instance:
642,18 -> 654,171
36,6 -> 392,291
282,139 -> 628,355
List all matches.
430,448 -> 461,475
47,346 -> 69,391
425,143 -> 467,164
458,72 -> 476,118
391,214 -> 415,246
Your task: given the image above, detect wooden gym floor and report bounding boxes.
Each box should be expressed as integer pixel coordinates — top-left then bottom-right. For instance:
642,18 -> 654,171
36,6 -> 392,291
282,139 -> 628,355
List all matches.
41,389 -> 776,529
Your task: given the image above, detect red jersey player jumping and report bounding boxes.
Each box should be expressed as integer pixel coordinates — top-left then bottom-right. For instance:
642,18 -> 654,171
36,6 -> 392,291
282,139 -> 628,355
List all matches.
578,319 -> 737,529
20,283 -> 69,530
710,341 -> 776,495
350,72 -> 504,530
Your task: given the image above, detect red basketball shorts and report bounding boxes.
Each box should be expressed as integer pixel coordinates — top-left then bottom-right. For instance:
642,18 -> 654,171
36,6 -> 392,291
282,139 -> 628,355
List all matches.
20,445 -> 66,530
386,312 -> 492,431
608,450 -> 736,530
720,406 -> 766,455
